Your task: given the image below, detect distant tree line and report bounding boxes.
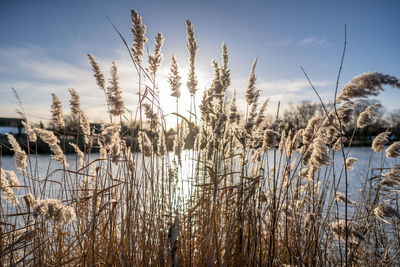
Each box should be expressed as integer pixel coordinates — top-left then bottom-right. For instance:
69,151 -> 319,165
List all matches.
282,99 -> 400,146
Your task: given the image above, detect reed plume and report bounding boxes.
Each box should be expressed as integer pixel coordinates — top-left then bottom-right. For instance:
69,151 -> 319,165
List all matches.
79,110 -> 91,145
345,157 -> 357,170
380,164 -> 400,187
68,88 -> 81,115
220,42 -> 230,91
169,55 -> 182,99
101,124 -> 123,163
107,62 -> 125,116
303,116 -> 322,145
372,131 -> 390,152
69,142 -> 84,168
88,54 -> 105,90
214,113 -> 227,138
51,93 -> 65,128
228,90 -> 240,125
34,128 -> 68,166
148,32 -> 164,76
210,60 -> 223,96
157,129 -> 167,156
254,98 -> 269,129
309,137 -> 330,168
337,72 -> 400,102
6,133 -> 27,175
263,129 -> 280,151
21,121 -> 37,142
138,131 -> 152,157
131,10 -> 147,65
33,198 -> 75,225
386,141 -> 400,158
186,20 -> 198,95
143,103 -> 158,130
373,204 -> 400,224
335,192 -> 356,205
246,58 -> 259,106
356,103 -> 381,128
0,168 -> 19,205
330,220 -> 364,244
173,123 -> 188,164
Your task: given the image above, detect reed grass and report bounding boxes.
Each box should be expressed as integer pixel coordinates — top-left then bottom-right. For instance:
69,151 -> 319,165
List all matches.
1,10 -> 400,266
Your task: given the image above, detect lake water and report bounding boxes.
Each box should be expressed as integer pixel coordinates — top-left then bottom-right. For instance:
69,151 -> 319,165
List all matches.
1,147 -> 398,206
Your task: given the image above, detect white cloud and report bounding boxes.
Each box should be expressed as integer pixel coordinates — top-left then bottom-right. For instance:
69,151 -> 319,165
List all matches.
298,37 -> 327,47
259,78 -> 332,94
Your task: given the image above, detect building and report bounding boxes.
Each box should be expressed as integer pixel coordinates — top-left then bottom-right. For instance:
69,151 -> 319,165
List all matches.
0,118 -> 24,135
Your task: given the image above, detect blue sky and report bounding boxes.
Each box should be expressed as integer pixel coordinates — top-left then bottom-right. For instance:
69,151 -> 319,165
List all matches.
1,0 -> 399,127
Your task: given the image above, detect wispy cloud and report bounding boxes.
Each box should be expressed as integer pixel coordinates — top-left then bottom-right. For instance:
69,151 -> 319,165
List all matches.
259,78 -> 332,94
230,76 -> 334,114
298,37 -> 327,47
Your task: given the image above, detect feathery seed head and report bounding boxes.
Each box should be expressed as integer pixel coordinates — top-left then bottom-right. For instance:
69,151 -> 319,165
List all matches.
139,131 -> 152,157
345,157 -> 357,170
34,128 -> 68,166
356,104 -> 381,128
33,198 -> 75,225
186,20 -> 199,95
310,137 -> 330,168
254,99 -> 269,129
169,55 -> 182,99
107,62 -> 125,116
143,103 -> 158,130
157,129 -> 167,156
69,142 -> 84,168
330,220 -> 364,244
380,164 -> 400,187
246,59 -> 259,106
372,131 -> 390,152
21,121 -> 37,142
6,133 -> 27,174
68,88 -> 81,116
303,116 -> 322,145
386,141 -> 400,158
214,113 -> 227,138
79,110 -> 91,145
373,204 -> 400,224
228,90 -> 240,124
220,42 -> 230,91
337,72 -> 400,102
335,192 -> 356,205
88,54 -> 105,90
148,32 -> 164,76
51,93 -> 65,128
130,10 -> 147,65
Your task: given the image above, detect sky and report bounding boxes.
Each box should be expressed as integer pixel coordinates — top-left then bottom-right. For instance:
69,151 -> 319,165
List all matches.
0,0 -> 399,128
